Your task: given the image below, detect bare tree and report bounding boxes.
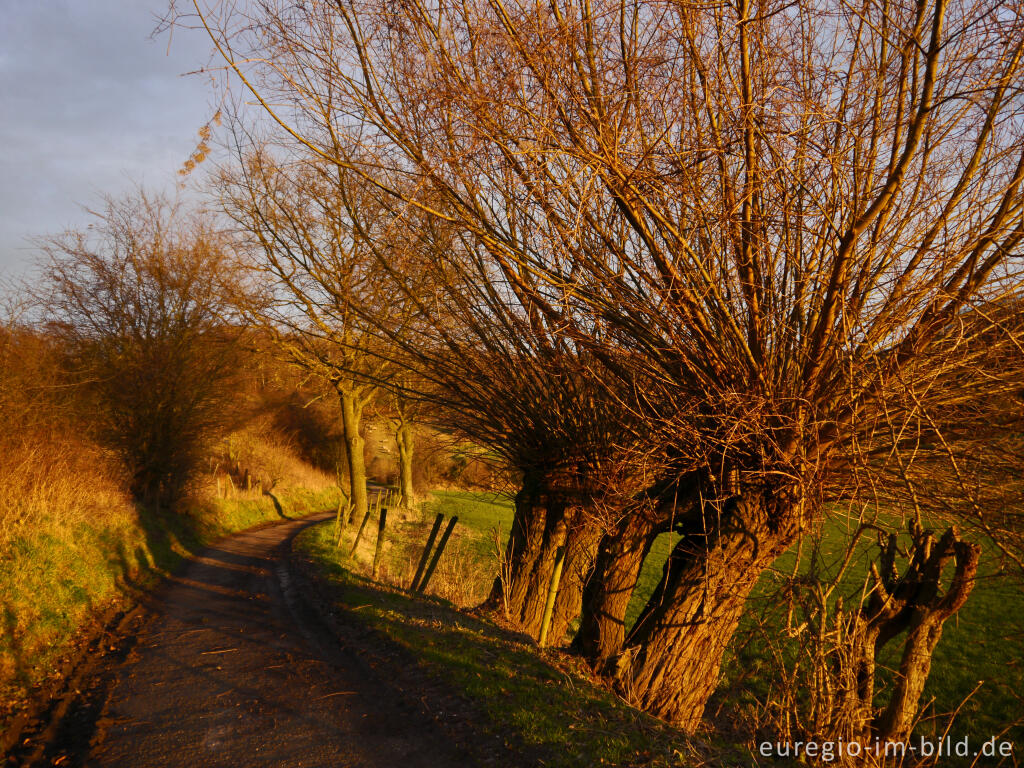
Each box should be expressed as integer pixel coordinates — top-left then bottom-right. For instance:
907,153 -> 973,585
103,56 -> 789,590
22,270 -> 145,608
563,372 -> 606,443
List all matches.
39,192 -> 243,513
218,147 -> 429,529
182,0 -> 1024,729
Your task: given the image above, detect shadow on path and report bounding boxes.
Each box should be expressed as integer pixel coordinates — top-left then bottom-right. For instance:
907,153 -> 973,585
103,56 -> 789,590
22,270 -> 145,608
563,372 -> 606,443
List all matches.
25,513 -> 468,768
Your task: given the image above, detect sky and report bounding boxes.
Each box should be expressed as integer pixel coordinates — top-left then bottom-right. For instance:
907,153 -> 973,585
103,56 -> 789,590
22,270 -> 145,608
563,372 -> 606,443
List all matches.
0,1 -> 217,275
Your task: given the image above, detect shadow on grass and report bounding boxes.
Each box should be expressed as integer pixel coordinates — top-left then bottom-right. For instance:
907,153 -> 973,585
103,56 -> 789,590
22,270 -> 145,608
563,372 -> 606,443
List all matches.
263,490 -> 292,520
301,525 -> 700,768
113,497 -> 230,605
2,606 -> 30,692
109,541 -> 146,598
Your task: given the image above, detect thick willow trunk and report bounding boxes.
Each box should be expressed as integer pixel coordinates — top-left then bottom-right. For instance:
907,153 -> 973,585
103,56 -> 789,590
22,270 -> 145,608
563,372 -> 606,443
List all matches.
519,504 -> 569,636
395,419 -> 415,508
339,389 -> 367,529
618,496 -> 797,731
545,508 -> 601,646
574,511 -> 663,667
486,473 -> 547,617
484,472 -> 601,642
484,474 -> 600,642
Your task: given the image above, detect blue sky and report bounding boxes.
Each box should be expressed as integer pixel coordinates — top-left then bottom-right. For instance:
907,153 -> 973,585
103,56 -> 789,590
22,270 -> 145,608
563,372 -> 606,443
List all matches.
0,1 -> 216,274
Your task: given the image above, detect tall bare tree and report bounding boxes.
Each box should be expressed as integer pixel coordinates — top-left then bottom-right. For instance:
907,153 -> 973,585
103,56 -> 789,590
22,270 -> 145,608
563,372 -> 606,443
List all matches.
183,0 -> 1024,729
218,148 -> 413,529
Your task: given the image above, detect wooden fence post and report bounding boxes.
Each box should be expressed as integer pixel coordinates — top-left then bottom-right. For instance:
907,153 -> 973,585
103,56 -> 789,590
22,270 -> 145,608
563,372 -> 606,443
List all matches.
350,491 -> 383,555
417,516 -> 458,595
410,513 -> 445,592
537,545 -> 566,647
372,507 -> 388,579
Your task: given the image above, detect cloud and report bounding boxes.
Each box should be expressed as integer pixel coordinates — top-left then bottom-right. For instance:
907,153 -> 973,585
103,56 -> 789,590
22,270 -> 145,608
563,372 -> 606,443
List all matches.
0,0 -> 216,272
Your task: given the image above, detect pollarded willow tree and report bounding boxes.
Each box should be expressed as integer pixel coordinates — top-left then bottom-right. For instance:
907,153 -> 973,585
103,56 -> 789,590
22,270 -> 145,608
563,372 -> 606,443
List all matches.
182,0 -> 1024,729
272,178 -> 672,643
416,325 -> 669,647
361,200 -> 682,644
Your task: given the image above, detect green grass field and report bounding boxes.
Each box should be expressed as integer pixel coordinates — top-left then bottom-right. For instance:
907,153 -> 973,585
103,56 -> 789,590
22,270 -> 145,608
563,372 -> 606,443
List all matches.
421,490 -> 516,556
367,492 -> 1023,748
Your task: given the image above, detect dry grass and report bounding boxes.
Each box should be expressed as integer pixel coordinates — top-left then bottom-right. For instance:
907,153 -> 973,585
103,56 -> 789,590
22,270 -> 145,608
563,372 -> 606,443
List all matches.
204,419 -> 337,501
0,434 -> 135,552
0,321 -> 135,552
0,429 -> 143,705
334,501 -> 498,609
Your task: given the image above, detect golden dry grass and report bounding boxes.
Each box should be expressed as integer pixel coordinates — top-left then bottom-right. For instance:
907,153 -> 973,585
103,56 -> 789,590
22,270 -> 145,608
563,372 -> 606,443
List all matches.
335,505 -> 496,609
0,420 -> 340,712
210,418 -> 337,496
0,434 -> 135,552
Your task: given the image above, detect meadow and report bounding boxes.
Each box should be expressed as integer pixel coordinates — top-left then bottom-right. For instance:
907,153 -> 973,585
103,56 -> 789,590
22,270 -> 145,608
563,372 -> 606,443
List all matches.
323,490 -> 1024,752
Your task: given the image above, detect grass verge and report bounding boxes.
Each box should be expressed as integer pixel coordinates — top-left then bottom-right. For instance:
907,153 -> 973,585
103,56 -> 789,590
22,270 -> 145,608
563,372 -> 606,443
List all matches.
307,489 -> 1023,759
296,516 -> 753,768
0,484 -> 340,718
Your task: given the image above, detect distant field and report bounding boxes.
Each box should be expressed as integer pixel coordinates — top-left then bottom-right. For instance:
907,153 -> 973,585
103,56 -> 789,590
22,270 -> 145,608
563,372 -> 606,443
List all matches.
421,490 -> 516,561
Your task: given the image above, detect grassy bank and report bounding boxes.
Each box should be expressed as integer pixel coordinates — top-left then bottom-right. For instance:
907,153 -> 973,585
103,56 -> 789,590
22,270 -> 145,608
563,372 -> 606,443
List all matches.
328,490 -> 515,606
297,517 -> 729,768
317,490 -> 1023,755
0,482 -> 340,717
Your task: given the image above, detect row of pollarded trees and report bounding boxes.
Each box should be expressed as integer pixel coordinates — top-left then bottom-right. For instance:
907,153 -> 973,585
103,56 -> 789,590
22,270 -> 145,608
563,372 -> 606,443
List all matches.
179,0 -> 1024,737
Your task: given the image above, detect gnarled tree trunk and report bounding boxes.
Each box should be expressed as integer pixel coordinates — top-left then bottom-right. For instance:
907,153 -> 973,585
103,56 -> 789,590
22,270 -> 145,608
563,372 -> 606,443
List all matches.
617,494 -> 799,731
519,501 -> 570,636
485,472 -> 602,643
575,507 -> 670,667
859,525 -> 980,743
545,507 -> 601,646
487,471 -> 548,618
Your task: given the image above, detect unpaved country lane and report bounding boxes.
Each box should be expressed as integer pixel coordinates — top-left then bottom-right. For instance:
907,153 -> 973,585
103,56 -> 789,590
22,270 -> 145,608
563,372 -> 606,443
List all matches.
86,513 -> 465,768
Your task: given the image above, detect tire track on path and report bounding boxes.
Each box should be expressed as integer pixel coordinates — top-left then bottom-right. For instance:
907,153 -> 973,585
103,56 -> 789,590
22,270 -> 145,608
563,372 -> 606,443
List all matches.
28,512 -> 467,767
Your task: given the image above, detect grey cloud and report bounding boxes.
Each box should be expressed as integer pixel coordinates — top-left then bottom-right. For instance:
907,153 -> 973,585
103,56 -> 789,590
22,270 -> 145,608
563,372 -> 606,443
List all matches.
0,0 -> 216,273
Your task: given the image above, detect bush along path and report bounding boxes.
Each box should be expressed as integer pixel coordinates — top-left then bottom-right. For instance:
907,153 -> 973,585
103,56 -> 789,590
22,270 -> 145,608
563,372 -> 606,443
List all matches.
6,512 -> 467,768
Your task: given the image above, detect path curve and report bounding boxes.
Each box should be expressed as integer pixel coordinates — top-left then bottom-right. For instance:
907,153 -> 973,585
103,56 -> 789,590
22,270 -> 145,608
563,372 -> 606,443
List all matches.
78,513 -> 466,767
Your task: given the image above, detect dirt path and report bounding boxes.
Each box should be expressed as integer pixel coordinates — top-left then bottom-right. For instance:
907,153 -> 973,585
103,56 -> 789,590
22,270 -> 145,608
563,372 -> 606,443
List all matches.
22,513 -> 468,767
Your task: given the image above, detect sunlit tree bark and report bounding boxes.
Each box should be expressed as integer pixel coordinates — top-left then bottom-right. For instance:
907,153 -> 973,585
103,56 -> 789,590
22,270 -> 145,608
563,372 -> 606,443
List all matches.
184,0 -> 1024,727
